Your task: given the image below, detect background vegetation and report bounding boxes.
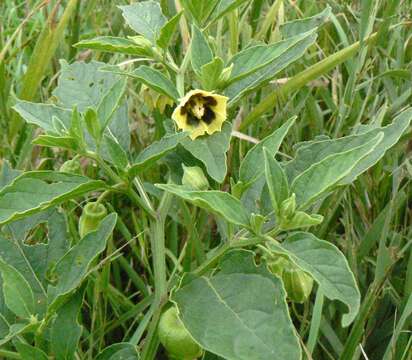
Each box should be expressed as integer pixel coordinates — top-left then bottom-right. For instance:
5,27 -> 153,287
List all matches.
0,0 -> 411,359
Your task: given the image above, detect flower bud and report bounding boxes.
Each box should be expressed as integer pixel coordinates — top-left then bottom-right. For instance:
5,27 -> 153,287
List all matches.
158,306 -> 203,360
282,267 -> 313,303
78,202 -> 107,238
267,255 -> 290,277
60,159 -> 82,175
280,193 -> 296,220
267,255 -> 313,303
182,165 -> 209,190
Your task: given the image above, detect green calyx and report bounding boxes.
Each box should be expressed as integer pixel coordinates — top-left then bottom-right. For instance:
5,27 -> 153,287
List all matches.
78,202 -> 108,238
158,306 -> 203,360
181,165 -> 209,191
60,158 -> 82,175
268,255 -> 313,303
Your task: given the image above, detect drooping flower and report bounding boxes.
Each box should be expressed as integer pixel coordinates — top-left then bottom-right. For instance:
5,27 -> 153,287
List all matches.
172,89 -> 228,139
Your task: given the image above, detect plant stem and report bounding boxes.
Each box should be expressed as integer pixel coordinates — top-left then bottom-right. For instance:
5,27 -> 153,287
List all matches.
0,350 -> 21,359
192,236 -> 263,277
139,190 -> 172,359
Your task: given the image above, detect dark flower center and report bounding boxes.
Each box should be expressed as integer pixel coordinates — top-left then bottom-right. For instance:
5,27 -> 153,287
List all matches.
180,94 -> 217,126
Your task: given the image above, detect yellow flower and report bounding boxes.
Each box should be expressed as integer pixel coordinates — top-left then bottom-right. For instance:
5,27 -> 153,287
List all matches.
172,89 -> 228,140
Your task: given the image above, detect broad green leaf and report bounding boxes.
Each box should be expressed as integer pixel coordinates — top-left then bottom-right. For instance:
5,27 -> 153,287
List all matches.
268,232 -> 360,327
156,11 -> 183,49
106,103 -> 131,153
0,171 -> 106,225
180,0 -> 219,25
227,31 -> 317,86
157,184 -> 250,228
201,57 -> 224,91
280,6 -> 331,38
191,24 -> 214,75
0,259 -> 34,318
74,36 -> 153,56
51,290 -> 83,360
173,250 -> 301,360
181,121 -> 232,183
0,211 -> 69,317
285,108 -> 412,183
15,342 -> 48,360
119,1 -> 166,43
96,343 -> 140,360
291,133 -> 383,208
129,132 -> 188,176
240,117 -> 296,184
97,78 -> 127,129
48,213 -> 117,312
263,147 -> 289,214
225,31 -> 317,104
53,60 -> 119,111
0,161 -> 21,189
32,134 -> 78,151
103,134 -> 129,170
129,65 -> 179,101
12,101 -> 71,134
51,61 -> 131,152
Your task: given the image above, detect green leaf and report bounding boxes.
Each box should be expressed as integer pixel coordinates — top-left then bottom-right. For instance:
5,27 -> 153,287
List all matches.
191,24 -> 214,75
130,65 -> 179,101
268,232 -> 360,327
103,134 -> 129,170
263,147 -> 289,214
53,60 -> 120,111
156,11 -> 183,49
12,101 -> 71,134
157,184 -> 250,228
180,0 -> 219,25
181,121 -> 232,183
48,213 -> 117,312
227,31 -> 317,86
280,6 -> 331,38
0,211 -> 69,317
225,31 -> 317,104
201,57 -> 224,91
129,132 -> 188,176
279,211 -> 323,231
97,78 -> 127,130
32,134 -> 78,151
74,36 -> 153,56
119,1 -> 166,43
0,161 -> 21,189
15,342 -> 49,360
290,133 -> 383,208
0,171 -> 106,225
84,108 -> 101,143
173,250 -> 301,360
285,108 -> 412,183
51,290 -> 83,360
96,343 -> 140,360
0,259 -> 34,318
240,117 -> 296,185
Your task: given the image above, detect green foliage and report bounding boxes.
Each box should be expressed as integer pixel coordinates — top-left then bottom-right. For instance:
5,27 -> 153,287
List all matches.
173,251 -> 301,360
